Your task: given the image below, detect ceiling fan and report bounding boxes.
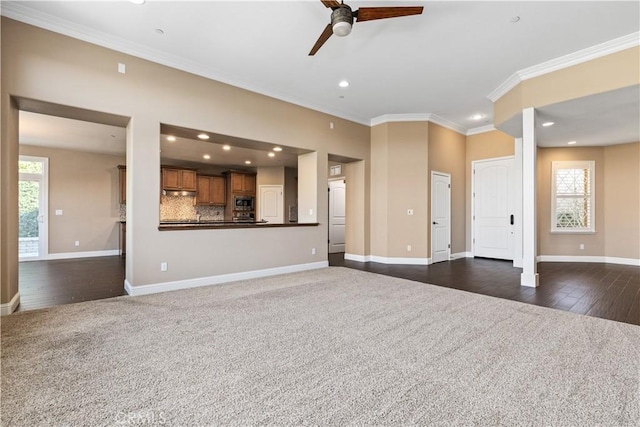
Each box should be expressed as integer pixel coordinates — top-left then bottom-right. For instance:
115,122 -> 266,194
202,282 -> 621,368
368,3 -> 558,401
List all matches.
309,0 -> 424,55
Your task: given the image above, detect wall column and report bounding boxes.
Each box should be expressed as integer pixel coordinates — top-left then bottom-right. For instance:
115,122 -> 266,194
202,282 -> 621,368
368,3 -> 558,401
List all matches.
513,137 -> 523,268
521,108 -> 539,287
0,96 -> 20,314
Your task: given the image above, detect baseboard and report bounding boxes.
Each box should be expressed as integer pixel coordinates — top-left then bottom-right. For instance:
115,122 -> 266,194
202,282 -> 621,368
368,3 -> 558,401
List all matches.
344,253 -> 370,262
345,254 -> 430,265
0,292 -> 20,316
346,252 -> 471,264
125,261 -> 329,296
46,249 -> 120,261
450,252 -> 472,260
537,255 -> 640,266
369,255 -> 430,265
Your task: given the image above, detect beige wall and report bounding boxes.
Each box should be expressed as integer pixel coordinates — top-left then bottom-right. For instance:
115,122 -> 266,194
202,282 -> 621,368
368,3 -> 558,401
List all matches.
537,146 -> 606,256
495,47 -> 640,127
428,123 -> 466,255
20,145 -> 124,254
465,130 -> 515,251
603,142 -> 640,260
1,18 -> 370,304
370,122 -> 429,259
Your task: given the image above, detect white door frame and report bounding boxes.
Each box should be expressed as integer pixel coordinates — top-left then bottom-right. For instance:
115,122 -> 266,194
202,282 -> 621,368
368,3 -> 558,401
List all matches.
18,155 -> 49,261
430,171 -> 451,263
471,155 -> 515,260
328,178 -> 346,253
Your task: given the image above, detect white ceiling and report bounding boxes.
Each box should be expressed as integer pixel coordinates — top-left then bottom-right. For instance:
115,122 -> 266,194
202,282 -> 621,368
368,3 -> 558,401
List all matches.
7,1 -> 640,154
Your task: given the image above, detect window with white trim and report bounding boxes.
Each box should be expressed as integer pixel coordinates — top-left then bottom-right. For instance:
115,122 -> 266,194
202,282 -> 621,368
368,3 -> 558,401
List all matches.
551,161 -> 595,233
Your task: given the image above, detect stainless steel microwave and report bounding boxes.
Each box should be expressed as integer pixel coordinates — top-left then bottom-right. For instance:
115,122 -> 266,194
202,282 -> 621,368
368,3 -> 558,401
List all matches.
233,195 -> 254,211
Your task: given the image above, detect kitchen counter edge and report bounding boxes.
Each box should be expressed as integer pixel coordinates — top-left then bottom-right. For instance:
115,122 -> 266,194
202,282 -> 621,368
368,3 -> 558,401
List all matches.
158,222 -> 319,231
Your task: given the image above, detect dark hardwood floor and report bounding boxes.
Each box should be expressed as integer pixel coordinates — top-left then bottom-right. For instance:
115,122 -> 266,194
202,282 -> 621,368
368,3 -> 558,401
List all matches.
16,254 -> 640,327
329,253 -> 640,326
17,256 -> 125,312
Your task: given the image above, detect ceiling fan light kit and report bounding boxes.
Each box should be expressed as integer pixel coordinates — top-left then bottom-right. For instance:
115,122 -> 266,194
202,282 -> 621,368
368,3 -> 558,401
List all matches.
309,0 -> 424,55
332,5 -> 354,37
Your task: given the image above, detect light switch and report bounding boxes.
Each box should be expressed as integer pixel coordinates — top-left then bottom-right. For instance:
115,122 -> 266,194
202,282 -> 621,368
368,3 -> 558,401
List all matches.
55,210 -> 63,216
407,209 -> 414,216
118,63 -> 126,74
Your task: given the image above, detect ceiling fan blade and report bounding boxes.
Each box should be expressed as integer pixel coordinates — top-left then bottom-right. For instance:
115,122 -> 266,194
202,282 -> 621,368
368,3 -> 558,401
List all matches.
320,0 -> 341,8
355,6 -> 424,22
309,24 -> 334,56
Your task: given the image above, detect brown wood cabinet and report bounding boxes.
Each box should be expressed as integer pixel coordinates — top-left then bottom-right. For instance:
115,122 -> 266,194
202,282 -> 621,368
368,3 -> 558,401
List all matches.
118,165 -> 126,204
229,172 -> 256,195
162,167 -> 197,191
196,174 -> 226,205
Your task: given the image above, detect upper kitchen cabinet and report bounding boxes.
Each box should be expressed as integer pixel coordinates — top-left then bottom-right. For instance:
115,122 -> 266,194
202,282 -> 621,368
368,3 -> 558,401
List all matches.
229,172 -> 256,195
118,165 -> 126,204
162,167 -> 197,191
196,174 -> 226,206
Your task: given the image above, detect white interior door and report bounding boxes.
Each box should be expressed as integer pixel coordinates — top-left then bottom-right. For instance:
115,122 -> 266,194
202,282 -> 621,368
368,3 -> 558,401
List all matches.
328,180 -> 346,253
259,185 -> 283,224
473,157 -> 515,260
431,172 -> 451,263
19,156 -> 48,261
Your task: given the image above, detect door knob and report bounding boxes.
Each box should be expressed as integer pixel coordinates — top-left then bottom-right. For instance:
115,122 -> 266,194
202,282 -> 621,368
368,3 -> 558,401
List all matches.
433,221 -> 438,225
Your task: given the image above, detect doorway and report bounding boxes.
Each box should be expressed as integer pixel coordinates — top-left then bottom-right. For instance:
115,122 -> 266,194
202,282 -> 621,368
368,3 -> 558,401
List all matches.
431,171 -> 451,263
259,185 -> 284,224
19,156 -> 48,261
328,179 -> 346,253
472,156 -> 515,260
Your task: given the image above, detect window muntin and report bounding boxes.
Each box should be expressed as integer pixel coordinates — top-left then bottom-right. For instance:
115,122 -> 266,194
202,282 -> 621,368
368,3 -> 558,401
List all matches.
551,161 -> 595,233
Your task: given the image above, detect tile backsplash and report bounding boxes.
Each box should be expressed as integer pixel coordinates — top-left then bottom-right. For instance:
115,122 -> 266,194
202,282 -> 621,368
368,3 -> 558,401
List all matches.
160,195 -> 224,221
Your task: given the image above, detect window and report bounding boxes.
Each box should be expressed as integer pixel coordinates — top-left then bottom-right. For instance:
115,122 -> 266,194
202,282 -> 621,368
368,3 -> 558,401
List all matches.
551,161 -> 595,233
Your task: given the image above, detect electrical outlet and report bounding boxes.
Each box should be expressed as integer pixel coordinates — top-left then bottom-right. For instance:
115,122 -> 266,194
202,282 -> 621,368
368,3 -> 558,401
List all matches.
55,210 -> 63,216
407,209 -> 414,216
118,63 -> 126,74
407,245 -> 412,252
309,208 -> 313,216
74,241 -> 80,247
330,122 -> 334,129
579,244 -> 585,250
160,262 -> 168,272
311,248 -> 316,255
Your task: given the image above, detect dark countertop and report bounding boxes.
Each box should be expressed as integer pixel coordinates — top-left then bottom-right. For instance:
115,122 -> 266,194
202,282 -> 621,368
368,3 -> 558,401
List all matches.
158,221 -> 318,231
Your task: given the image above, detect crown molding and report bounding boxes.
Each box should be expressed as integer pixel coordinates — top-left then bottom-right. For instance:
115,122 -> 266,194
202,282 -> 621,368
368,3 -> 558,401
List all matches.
427,114 -> 467,135
0,2 -> 370,126
370,113 -> 467,135
370,113 -> 431,127
466,125 -> 496,136
488,31 -> 640,102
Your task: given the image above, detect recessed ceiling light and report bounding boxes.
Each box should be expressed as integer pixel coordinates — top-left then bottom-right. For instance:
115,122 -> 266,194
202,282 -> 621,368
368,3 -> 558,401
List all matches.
130,0 -> 145,4
222,145 -> 231,151
542,121 -> 555,127
166,136 -> 176,142
567,141 -> 577,145
245,160 -> 252,165
471,114 -> 484,120
268,152 -> 275,158
203,154 -> 211,160
338,80 -> 349,88
197,133 -> 209,140
273,147 -> 283,152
